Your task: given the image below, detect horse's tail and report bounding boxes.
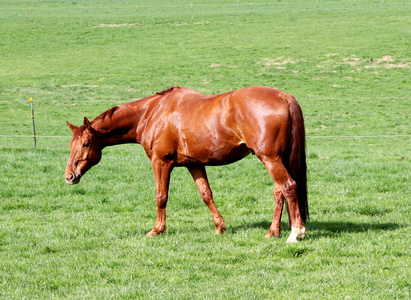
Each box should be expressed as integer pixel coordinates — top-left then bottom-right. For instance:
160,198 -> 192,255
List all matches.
281,92 -> 309,224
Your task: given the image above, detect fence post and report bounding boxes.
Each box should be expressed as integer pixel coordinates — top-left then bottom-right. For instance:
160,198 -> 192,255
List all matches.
29,97 -> 36,148
250,2 -> 253,19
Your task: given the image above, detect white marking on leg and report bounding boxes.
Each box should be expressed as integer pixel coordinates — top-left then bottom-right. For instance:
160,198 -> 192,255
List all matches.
286,226 -> 306,243
287,227 -> 299,243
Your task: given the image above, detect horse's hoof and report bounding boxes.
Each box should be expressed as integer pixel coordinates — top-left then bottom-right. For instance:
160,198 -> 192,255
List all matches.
146,229 -> 161,237
286,235 -> 299,243
264,229 -> 280,239
215,227 -> 226,234
264,232 -> 280,239
286,226 -> 306,243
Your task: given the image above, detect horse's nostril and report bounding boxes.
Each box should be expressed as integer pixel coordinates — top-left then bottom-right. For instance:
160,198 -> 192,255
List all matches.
65,172 -> 79,185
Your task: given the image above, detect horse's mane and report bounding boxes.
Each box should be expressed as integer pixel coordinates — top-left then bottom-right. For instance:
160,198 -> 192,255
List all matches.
93,106 -> 119,123
91,88 -> 179,124
156,86 -> 180,95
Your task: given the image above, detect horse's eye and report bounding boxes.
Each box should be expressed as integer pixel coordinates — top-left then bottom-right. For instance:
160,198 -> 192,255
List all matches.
83,142 -> 89,148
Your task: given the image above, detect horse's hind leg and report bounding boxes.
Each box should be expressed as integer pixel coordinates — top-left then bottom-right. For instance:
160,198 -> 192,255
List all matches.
188,166 -> 226,234
264,183 -> 285,238
258,156 -> 306,242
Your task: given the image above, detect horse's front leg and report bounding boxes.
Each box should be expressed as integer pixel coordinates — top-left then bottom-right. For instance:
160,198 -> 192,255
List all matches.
264,183 -> 284,238
188,165 -> 226,234
146,158 -> 173,237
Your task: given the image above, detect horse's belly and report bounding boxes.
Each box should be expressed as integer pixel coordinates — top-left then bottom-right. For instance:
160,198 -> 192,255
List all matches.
177,142 -> 252,166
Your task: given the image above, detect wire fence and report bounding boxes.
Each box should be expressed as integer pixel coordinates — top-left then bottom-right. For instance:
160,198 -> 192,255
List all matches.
1,95 -> 409,142
1,94 -> 410,141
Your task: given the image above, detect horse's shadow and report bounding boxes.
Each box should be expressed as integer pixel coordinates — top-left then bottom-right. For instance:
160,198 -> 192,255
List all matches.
230,220 -> 400,239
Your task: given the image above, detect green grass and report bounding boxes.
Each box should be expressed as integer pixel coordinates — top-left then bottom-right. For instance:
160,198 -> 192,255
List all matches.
0,0 -> 410,298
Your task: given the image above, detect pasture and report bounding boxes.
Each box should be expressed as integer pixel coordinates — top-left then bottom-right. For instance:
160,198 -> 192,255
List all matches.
0,0 -> 410,298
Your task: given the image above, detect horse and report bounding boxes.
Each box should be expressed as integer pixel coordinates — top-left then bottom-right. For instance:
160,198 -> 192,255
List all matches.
65,86 -> 308,243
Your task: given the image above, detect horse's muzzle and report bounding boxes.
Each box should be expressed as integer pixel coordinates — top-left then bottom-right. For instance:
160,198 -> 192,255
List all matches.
65,172 -> 81,184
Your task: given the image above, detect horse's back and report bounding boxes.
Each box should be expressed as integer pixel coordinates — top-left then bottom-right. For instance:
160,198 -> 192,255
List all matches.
169,85 -> 290,134
178,85 -> 287,106
226,86 -> 289,114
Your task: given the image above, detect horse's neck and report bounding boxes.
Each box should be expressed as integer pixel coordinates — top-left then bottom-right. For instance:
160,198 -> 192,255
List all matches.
94,101 -> 149,147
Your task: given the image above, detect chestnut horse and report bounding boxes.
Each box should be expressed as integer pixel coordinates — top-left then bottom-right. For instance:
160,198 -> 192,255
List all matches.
65,86 -> 308,242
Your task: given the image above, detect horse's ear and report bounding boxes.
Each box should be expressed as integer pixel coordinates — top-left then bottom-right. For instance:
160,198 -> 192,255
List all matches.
67,121 -> 78,133
83,117 -> 91,129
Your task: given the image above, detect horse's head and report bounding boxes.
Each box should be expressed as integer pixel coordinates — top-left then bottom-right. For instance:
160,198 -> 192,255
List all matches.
65,117 -> 102,184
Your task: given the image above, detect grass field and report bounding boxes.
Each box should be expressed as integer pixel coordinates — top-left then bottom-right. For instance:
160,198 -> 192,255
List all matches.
0,0 -> 410,298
